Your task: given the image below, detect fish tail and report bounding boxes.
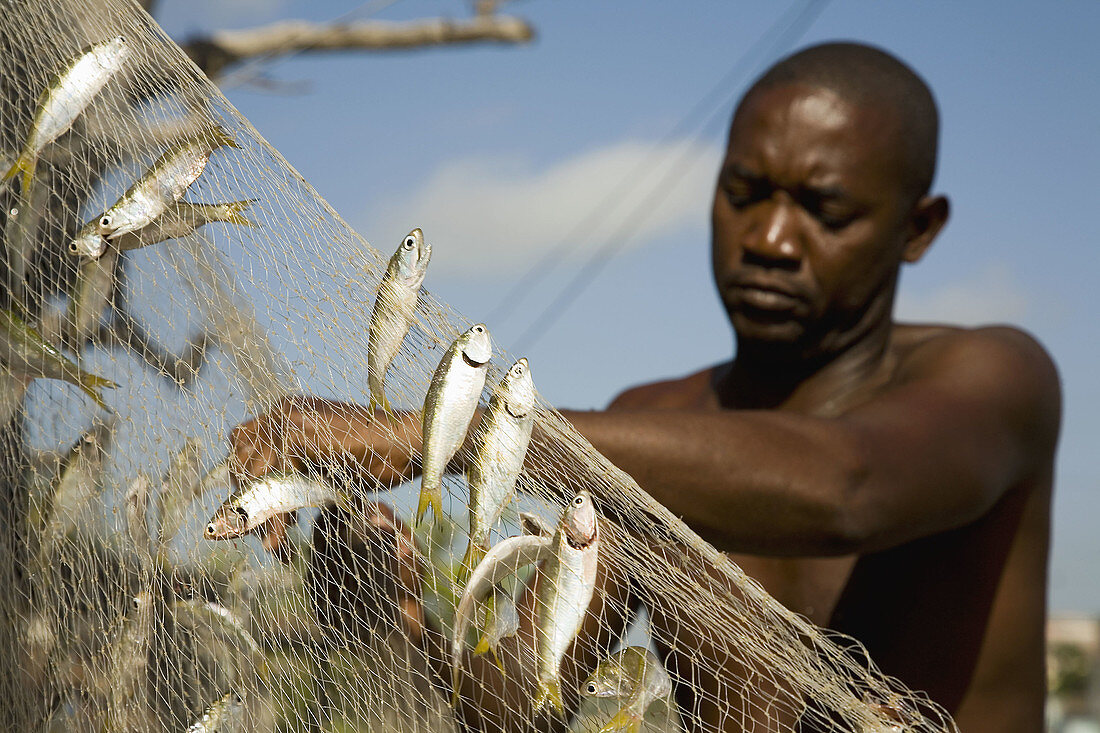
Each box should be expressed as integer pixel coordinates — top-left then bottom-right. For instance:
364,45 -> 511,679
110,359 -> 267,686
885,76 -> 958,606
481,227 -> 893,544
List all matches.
221,199 -> 256,227
533,679 -> 564,715
599,709 -> 643,733
208,125 -> 240,150
450,666 -> 463,709
457,540 -> 486,587
3,154 -> 34,195
488,645 -> 505,675
367,379 -> 396,421
78,372 -> 118,411
472,632 -> 491,657
415,481 -> 441,525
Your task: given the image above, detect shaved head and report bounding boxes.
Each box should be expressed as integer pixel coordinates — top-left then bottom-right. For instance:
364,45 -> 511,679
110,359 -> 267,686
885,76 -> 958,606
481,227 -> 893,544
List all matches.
737,42 -> 939,204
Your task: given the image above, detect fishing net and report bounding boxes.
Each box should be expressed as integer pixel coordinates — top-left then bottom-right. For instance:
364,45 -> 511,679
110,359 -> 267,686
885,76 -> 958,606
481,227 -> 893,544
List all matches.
0,1 -> 960,731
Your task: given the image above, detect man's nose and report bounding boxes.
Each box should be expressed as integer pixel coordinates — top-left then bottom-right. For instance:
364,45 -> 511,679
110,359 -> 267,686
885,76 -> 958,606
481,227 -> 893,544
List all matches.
742,196 -> 802,269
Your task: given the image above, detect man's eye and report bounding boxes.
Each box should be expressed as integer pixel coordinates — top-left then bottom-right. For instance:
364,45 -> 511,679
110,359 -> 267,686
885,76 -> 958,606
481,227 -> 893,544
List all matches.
815,207 -> 856,230
724,181 -> 758,208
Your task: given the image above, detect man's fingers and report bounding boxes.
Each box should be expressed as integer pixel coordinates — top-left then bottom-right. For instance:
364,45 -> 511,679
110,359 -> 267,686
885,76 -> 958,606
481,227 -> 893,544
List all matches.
259,513 -> 296,564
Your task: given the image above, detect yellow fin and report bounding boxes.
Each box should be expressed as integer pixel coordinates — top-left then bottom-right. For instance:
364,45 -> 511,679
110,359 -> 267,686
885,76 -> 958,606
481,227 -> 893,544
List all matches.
78,372 -> 117,412
533,679 -> 564,715
416,486 -> 440,525
2,154 -> 33,195
457,540 -> 486,587
599,708 -> 642,733
368,390 -> 395,423
221,199 -> 257,227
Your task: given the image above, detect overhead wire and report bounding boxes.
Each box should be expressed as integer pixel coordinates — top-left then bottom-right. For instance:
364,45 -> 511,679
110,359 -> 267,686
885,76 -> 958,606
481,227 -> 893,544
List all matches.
504,0 -> 832,353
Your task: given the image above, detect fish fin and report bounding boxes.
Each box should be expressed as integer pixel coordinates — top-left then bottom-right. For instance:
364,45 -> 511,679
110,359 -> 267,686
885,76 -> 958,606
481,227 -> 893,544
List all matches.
533,679 -> 564,715
458,541 -> 486,587
416,484 -> 441,525
208,125 -> 239,150
368,389 -> 395,422
488,644 -> 505,674
222,199 -> 257,227
78,372 -> 117,412
3,154 -> 33,195
599,709 -> 643,733
519,511 -> 552,537
473,633 -> 491,657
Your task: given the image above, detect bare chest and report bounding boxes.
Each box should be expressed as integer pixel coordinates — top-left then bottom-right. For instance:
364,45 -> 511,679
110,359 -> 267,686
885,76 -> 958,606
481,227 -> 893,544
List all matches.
725,552 -> 857,626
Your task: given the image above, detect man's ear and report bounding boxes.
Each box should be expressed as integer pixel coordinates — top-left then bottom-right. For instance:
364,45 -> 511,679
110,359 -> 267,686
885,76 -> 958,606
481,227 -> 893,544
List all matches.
902,195 -> 949,263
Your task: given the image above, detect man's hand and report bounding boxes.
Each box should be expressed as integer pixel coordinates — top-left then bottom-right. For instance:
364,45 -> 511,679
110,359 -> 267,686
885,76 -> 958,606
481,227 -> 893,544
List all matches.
227,395 -> 423,556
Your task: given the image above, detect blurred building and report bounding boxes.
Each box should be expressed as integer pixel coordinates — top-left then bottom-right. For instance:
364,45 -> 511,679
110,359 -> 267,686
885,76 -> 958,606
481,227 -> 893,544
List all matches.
1048,614 -> 1100,732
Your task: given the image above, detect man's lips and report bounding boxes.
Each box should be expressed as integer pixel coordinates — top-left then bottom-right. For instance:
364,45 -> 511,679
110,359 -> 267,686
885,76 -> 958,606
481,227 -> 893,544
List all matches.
727,276 -> 806,311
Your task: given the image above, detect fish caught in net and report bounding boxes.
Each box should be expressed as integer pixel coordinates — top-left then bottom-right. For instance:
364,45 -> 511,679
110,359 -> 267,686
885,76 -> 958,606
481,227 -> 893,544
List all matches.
0,1 -> 959,731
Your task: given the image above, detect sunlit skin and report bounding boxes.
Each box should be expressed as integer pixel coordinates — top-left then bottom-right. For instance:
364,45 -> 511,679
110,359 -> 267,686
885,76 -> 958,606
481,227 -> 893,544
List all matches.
228,81 -> 1060,732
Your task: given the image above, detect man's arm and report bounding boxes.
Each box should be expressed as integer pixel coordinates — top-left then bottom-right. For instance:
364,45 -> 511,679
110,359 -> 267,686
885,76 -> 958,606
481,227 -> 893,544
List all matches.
557,327 -> 1060,556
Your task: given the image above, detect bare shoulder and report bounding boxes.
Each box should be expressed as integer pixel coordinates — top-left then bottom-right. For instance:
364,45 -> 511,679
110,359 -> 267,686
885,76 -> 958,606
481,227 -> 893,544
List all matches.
607,364 -> 726,411
894,324 -> 1061,441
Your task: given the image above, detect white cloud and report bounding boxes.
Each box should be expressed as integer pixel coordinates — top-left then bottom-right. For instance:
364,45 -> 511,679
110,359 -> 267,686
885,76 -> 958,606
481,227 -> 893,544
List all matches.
361,139 -> 721,274
896,263 -> 1030,326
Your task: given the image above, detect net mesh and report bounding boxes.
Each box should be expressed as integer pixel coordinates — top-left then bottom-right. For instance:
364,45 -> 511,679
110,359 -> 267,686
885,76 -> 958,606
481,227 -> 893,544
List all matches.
0,1 -> 960,731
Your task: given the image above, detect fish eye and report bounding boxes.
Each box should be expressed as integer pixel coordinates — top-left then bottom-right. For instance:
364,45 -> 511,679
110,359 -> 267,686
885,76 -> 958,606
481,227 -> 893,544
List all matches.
69,241 -> 79,254
573,495 -> 585,506
586,683 -> 597,694
131,596 -> 141,609
205,523 -> 217,535
403,236 -> 415,249
99,215 -> 111,228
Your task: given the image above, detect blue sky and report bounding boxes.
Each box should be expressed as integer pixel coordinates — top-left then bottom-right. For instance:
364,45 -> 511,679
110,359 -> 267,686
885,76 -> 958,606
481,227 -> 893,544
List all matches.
154,0 -> 1100,611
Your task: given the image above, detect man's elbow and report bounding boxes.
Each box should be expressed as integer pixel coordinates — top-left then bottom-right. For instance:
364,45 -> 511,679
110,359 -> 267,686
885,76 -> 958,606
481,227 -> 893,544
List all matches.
815,441 -> 876,555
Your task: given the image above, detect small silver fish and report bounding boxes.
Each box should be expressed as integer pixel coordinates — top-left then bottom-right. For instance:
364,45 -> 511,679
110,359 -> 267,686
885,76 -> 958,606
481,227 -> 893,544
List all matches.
452,491 -> 600,714
460,357 -> 536,581
68,218 -> 108,259
2,36 -> 130,195
67,245 -> 118,343
106,588 -> 156,732
367,227 -> 431,417
154,437 -> 204,548
172,598 -> 265,672
204,473 -> 349,540
0,308 -> 116,409
96,127 -> 237,239
123,472 -> 153,564
581,647 -> 672,733
34,419 -> 113,565
417,323 -> 491,523
186,691 -> 245,732
532,490 -> 600,713
111,198 -> 255,253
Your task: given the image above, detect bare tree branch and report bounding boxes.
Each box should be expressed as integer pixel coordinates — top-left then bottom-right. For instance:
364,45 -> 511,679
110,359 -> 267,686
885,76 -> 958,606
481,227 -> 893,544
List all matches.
182,15 -> 535,77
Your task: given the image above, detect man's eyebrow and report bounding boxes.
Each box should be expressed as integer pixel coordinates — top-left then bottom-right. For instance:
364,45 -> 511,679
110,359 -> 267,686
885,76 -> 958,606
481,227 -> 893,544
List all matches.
798,183 -> 853,202
721,163 -> 762,181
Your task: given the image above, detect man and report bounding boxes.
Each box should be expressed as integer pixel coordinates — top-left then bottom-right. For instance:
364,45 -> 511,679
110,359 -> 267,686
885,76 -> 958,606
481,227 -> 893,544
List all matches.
229,43 -> 1060,732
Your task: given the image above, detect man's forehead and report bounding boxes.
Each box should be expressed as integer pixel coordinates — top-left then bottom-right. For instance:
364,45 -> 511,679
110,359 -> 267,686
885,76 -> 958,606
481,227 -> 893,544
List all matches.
726,83 -> 904,186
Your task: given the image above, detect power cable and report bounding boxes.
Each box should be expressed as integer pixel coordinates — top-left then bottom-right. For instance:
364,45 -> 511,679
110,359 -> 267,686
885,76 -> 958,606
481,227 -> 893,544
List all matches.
508,0 -> 831,354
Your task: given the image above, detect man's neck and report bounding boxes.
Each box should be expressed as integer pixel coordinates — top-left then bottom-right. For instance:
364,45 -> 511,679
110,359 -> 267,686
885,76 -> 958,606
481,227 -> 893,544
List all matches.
718,312 -> 896,412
